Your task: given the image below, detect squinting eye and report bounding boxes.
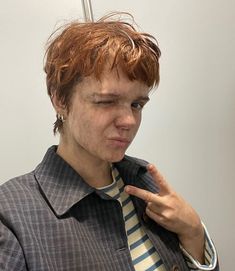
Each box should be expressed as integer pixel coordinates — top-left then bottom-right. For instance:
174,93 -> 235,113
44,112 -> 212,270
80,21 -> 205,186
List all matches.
95,100 -> 114,105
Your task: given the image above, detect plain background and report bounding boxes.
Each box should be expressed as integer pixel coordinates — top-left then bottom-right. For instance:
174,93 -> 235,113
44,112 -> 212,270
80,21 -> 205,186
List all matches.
0,1 -> 234,270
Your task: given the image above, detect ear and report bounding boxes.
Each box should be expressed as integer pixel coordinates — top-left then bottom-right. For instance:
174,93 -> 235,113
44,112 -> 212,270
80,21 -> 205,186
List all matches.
51,93 -> 67,116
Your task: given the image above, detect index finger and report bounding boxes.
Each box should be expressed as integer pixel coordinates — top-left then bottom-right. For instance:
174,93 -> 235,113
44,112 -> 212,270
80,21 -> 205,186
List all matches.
124,185 -> 158,203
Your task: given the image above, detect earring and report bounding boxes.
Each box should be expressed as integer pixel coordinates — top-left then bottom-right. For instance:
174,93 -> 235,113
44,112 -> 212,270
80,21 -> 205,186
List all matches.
58,114 -> 65,123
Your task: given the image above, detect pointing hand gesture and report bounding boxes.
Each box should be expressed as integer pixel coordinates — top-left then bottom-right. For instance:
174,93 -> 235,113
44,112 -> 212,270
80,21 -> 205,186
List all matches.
124,164 -> 205,263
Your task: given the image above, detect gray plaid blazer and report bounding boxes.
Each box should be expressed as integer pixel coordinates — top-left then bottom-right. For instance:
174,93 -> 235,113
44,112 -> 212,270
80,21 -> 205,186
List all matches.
0,146 -> 219,271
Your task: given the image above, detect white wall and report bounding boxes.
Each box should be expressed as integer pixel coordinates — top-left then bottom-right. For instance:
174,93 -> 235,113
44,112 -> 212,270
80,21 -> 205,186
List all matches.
1,1 -> 234,270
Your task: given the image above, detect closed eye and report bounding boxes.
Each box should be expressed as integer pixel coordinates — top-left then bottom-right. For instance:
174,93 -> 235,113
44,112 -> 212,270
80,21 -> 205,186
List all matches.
94,100 -> 115,105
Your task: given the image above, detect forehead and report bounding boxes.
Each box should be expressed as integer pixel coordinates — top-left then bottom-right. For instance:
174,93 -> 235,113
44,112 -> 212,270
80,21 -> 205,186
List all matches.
76,69 -> 150,99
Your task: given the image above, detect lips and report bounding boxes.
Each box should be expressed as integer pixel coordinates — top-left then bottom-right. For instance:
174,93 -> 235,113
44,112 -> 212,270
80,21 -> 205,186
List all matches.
108,137 -> 131,148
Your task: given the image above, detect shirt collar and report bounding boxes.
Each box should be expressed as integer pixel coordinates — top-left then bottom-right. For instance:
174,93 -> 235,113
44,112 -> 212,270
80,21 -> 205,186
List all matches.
34,145 -> 148,217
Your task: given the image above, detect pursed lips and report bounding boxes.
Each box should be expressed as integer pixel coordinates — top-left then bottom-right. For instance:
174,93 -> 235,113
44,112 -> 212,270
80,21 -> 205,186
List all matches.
107,137 -> 131,147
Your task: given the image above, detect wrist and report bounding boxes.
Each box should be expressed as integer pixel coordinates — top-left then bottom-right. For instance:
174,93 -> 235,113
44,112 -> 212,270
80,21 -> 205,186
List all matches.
178,222 -> 205,263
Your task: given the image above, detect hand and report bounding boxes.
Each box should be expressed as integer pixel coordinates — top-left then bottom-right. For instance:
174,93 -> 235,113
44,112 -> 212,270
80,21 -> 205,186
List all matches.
124,164 -> 205,263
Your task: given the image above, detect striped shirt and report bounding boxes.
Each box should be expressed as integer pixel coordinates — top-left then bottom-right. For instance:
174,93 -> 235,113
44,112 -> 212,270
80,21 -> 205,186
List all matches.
98,165 -> 217,271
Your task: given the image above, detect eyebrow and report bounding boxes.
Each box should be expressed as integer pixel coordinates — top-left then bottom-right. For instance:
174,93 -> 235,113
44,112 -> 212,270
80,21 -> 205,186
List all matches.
91,93 -> 150,102
91,93 -> 120,99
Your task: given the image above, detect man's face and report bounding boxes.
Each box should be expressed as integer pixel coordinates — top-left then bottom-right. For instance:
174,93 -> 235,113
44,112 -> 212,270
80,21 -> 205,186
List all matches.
61,70 -> 150,163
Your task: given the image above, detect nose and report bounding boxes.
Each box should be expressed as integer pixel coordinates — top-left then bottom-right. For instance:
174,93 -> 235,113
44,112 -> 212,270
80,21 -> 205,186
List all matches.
115,106 -> 139,130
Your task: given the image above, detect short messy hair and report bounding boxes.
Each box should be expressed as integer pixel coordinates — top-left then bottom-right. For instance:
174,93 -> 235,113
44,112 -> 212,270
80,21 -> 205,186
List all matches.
44,13 -> 161,134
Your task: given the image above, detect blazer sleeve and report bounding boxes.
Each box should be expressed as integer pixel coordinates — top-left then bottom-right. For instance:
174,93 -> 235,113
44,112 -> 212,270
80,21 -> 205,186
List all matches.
0,219 -> 28,271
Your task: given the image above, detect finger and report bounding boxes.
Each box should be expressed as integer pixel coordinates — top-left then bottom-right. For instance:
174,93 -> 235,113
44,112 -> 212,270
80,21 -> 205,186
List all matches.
147,201 -> 164,213
147,164 -> 171,194
124,185 -> 158,203
146,207 -> 166,227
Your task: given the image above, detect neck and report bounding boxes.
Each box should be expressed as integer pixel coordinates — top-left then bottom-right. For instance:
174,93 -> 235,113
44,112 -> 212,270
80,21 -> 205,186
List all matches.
56,142 -> 113,188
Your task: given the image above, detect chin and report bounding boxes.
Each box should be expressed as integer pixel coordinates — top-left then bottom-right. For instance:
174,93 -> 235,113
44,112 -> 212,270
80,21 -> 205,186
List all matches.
106,152 -> 126,163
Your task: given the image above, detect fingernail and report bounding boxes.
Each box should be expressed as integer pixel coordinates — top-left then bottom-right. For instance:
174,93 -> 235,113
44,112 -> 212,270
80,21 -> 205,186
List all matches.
148,164 -> 154,171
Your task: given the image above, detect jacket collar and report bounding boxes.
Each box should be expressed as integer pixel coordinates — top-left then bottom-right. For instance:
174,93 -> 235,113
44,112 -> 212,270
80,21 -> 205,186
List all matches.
34,146 -> 148,217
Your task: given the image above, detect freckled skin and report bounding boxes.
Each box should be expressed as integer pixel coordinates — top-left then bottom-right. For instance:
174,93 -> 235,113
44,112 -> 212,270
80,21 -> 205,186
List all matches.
53,70 -> 150,184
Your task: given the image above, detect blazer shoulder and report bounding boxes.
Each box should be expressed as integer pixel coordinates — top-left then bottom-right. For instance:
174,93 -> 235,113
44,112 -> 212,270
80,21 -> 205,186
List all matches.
1,171 -> 35,189
0,171 -> 37,207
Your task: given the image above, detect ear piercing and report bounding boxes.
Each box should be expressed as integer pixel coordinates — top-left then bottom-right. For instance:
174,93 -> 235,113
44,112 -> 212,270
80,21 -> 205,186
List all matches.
57,114 -> 65,123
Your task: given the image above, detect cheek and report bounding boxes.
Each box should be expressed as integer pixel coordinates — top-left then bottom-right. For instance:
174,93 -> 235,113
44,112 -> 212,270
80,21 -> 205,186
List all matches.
138,114 -> 142,125
135,114 -> 142,129
70,111 -> 105,139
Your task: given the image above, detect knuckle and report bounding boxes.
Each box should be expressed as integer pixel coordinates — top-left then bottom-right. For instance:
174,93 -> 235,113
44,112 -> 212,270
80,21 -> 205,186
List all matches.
145,192 -> 153,202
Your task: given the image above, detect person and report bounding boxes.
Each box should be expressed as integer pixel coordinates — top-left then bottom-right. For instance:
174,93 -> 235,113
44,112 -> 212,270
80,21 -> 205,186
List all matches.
0,13 -> 219,271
